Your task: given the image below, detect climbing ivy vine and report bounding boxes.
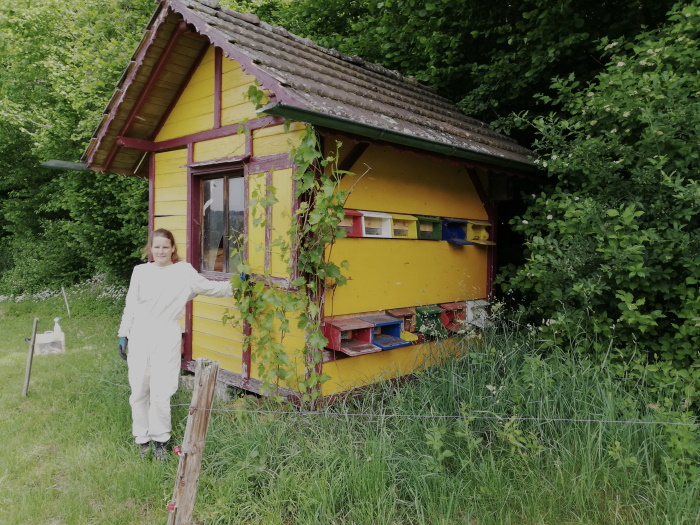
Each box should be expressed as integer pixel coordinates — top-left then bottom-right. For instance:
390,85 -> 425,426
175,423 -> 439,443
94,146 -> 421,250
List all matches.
224,86 -> 352,403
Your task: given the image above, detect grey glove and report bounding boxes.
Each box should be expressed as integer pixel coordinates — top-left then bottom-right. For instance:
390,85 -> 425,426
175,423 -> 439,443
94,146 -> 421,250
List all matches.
118,337 -> 128,360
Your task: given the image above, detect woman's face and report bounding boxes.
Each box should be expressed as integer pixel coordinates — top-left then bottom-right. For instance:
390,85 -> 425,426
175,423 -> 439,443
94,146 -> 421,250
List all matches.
151,235 -> 175,267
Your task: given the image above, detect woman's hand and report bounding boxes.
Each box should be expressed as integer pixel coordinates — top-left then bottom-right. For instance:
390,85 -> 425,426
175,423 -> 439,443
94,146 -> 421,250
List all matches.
118,337 -> 128,360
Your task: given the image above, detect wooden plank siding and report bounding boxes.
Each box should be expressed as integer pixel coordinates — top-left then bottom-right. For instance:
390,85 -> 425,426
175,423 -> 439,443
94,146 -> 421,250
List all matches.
252,122 -> 305,157
154,149 -> 188,245
155,46 -> 216,142
220,58 -> 258,126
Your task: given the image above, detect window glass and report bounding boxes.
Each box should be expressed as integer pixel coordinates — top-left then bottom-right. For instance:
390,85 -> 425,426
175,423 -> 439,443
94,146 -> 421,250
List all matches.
202,178 -> 225,272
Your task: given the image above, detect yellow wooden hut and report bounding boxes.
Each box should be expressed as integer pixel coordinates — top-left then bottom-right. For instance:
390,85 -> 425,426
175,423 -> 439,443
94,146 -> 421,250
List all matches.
83,0 -> 535,400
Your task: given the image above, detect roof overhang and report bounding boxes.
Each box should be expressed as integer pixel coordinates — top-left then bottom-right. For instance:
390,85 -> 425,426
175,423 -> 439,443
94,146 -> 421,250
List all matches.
259,103 -> 537,174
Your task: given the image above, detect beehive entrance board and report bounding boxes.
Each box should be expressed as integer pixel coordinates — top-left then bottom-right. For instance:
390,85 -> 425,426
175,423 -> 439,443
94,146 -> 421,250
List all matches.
416,305 -> 448,338
358,211 -> 392,238
466,219 -> 496,245
339,210 -> 363,237
438,302 -> 467,333
386,307 -> 417,332
442,218 -> 472,245
357,314 -> 411,350
390,214 -> 418,239
323,318 -> 382,356
415,216 -> 442,240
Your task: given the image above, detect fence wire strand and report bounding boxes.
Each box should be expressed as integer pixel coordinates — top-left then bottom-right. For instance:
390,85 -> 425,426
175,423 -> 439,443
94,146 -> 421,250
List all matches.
49,355 -> 700,427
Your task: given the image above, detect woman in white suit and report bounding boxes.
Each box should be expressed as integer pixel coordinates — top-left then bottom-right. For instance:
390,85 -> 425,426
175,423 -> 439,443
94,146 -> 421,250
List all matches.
117,229 -> 232,459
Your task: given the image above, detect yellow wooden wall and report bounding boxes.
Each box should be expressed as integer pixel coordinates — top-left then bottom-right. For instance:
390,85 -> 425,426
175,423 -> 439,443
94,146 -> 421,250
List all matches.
326,142 -> 490,316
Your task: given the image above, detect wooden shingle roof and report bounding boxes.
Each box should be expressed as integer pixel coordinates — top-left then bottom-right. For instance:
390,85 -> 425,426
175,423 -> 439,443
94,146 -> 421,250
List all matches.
83,0 -> 534,175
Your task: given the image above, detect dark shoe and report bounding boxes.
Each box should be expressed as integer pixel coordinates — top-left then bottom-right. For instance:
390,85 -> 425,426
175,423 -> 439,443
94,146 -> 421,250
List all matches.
153,441 -> 168,461
139,442 -> 150,459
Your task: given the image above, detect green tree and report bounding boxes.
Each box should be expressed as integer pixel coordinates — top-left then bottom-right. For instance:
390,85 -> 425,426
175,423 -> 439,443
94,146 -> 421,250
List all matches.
0,0 -> 153,291
501,1 -> 700,397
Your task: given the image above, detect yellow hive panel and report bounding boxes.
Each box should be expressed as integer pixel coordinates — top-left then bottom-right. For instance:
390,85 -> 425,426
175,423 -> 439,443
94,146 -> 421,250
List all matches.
247,172 -> 267,275
270,168 -> 293,278
325,238 -> 487,316
336,143 -> 487,220
321,339 -> 458,396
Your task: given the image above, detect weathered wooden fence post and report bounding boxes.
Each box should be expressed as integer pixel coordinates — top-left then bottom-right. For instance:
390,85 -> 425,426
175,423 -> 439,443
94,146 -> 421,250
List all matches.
21,318 -> 40,397
167,358 -> 219,525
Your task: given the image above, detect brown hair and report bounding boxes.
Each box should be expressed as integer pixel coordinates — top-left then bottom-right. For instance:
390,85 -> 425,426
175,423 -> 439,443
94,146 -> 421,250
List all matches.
143,228 -> 181,263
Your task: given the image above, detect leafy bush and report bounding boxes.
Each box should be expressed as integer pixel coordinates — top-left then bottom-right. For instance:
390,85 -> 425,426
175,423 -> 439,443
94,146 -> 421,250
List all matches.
501,1 -> 700,399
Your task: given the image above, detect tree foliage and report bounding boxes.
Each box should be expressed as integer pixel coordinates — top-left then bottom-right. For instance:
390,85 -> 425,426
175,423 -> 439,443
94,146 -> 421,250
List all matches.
0,0 -> 153,292
501,1 -> 700,396
226,0 -> 676,132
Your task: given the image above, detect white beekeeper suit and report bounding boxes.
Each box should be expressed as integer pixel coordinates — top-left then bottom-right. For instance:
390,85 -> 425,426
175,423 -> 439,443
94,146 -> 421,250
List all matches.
118,261 -> 233,444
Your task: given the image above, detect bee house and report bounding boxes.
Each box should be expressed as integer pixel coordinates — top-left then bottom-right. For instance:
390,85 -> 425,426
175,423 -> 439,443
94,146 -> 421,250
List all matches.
82,0 -> 534,401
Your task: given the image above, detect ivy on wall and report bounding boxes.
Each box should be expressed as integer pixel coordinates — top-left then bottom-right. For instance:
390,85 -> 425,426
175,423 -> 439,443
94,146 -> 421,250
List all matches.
224,86 -> 352,403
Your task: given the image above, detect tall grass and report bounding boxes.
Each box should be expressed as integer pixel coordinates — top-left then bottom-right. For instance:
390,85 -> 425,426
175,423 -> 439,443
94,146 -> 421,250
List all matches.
1,286 -> 697,524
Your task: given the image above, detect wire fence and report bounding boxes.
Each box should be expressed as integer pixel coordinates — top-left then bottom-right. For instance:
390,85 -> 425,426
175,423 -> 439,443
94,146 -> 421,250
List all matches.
50,354 -> 700,428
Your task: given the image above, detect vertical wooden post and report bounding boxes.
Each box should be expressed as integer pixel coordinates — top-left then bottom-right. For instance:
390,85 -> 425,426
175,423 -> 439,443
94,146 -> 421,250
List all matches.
22,318 -> 39,397
167,358 -> 219,525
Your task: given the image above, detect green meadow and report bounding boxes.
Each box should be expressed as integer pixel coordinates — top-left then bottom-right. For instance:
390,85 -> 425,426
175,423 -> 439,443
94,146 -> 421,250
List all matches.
1,283 -> 697,524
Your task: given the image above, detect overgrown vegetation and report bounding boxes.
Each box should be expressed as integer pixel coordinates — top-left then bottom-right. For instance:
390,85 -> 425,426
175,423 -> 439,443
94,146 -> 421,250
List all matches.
226,91 -> 352,401
0,0 -> 153,292
501,1 -> 700,398
1,291 -> 697,523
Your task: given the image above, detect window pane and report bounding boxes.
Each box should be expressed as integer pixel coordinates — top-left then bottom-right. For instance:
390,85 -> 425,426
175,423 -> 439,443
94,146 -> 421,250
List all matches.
228,176 -> 245,273
202,178 -> 225,272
